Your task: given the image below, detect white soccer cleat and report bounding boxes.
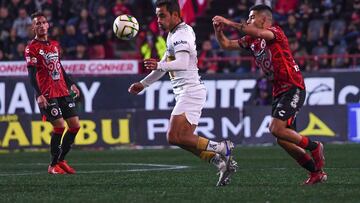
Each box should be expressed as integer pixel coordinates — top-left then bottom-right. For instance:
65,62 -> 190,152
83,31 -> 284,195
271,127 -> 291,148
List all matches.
216,157 -> 238,187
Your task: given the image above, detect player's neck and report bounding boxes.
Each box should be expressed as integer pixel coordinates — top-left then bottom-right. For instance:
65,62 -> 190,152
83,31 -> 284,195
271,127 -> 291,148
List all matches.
170,20 -> 183,33
35,35 -> 48,42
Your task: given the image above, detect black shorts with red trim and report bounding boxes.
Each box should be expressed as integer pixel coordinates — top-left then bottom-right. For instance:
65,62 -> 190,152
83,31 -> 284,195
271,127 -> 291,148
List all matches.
40,96 -> 78,122
272,86 -> 306,130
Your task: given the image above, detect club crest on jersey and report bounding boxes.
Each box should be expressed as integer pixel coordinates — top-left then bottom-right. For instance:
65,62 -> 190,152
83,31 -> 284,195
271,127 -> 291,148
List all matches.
50,108 -> 59,116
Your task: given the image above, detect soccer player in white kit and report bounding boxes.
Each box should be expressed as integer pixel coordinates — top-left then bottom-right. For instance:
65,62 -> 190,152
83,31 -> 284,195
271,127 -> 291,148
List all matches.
128,0 -> 237,186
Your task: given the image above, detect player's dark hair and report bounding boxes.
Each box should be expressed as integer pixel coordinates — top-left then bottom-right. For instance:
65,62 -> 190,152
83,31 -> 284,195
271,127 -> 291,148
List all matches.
249,4 -> 273,13
249,4 -> 273,21
156,0 -> 180,15
30,11 -> 46,20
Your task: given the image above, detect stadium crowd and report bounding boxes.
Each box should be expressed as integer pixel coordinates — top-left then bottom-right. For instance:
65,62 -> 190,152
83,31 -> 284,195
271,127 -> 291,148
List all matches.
0,0 -> 359,72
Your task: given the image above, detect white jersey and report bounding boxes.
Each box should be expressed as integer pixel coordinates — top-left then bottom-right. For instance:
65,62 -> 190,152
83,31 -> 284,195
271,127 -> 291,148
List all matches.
165,22 -> 202,94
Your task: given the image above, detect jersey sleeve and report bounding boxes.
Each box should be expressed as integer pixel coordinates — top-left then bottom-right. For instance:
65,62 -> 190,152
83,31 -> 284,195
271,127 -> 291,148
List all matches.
238,36 -> 251,49
24,45 -> 38,66
171,30 -> 192,53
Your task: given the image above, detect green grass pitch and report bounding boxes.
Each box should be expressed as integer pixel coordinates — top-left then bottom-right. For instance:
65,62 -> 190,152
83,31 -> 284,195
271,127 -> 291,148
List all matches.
0,144 -> 359,202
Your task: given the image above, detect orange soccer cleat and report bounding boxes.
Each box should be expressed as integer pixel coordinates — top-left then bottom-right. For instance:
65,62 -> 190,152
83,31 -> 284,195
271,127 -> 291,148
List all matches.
58,160 -> 76,174
303,171 -> 327,185
48,164 -> 66,175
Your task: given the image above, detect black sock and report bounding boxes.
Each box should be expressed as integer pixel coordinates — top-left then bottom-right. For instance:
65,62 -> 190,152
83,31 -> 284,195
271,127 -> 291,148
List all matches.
59,131 -> 77,161
50,133 -> 63,166
302,160 -> 316,172
306,141 -> 318,151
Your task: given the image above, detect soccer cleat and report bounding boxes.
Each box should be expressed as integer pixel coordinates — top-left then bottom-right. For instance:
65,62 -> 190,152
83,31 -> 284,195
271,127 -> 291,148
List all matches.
58,160 -> 76,174
311,142 -> 325,171
216,158 -> 238,187
48,164 -> 66,174
303,171 -> 327,185
221,140 -> 235,163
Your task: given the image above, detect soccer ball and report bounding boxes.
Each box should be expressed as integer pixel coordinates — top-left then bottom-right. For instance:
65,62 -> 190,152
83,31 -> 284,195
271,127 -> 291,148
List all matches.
113,15 -> 139,40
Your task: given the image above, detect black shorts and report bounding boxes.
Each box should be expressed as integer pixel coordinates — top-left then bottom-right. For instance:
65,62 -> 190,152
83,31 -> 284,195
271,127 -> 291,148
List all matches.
272,86 -> 306,130
40,96 -> 78,122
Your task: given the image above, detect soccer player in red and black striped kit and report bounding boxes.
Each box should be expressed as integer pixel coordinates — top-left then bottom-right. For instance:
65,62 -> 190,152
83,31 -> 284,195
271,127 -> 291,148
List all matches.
213,4 -> 327,185
25,12 -> 80,174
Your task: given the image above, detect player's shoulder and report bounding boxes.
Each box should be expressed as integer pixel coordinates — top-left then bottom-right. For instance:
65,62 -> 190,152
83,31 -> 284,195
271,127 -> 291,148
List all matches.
267,25 -> 285,34
172,22 -> 193,36
49,39 -> 60,46
26,39 -> 37,47
25,39 -> 40,52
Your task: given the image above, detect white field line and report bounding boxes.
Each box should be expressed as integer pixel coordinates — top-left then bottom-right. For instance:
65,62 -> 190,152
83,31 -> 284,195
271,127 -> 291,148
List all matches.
0,163 -> 190,176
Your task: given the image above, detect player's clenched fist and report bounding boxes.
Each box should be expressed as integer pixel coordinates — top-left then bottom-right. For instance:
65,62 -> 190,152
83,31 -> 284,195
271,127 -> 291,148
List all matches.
144,58 -> 158,70
128,82 -> 145,95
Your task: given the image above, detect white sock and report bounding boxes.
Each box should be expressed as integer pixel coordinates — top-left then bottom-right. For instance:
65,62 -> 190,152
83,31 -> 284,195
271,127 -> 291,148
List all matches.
206,140 -> 224,153
210,154 -> 224,169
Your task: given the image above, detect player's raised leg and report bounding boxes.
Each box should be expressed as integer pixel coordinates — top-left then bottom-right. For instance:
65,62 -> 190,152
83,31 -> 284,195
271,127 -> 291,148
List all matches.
167,113 -> 237,186
271,120 -> 326,185
277,138 -> 327,185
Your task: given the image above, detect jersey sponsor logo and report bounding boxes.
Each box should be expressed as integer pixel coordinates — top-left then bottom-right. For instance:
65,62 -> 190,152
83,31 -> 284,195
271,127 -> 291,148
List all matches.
39,50 -> 59,65
251,39 -> 274,79
290,89 -> 300,108
173,40 -> 188,46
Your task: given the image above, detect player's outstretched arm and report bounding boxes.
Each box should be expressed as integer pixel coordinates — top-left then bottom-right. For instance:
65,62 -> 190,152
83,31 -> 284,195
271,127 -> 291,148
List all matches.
212,21 -> 240,50
128,60 -> 167,95
212,15 -> 274,41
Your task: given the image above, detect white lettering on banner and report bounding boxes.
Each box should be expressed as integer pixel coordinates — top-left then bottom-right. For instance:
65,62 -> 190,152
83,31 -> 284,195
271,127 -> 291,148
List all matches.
217,80 -> 237,108
144,82 -> 162,110
8,83 -> 32,114
304,78 -> 335,105
0,81 -> 99,115
77,82 -> 100,112
255,115 -> 272,138
234,80 -> 256,109
34,97 -> 40,113
144,115 -> 276,141
159,81 -> 174,110
0,60 -> 138,76
195,118 -> 215,139
350,107 -> 360,140
338,85 -> 359,104
147,119 -> 169,140
221,116 -> 250,138
144,80 -> 256,110
0,83 -> 4,114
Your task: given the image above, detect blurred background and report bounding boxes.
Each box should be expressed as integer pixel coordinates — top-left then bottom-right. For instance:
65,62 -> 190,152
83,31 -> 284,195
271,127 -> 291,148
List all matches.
0,0 -> 360,150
